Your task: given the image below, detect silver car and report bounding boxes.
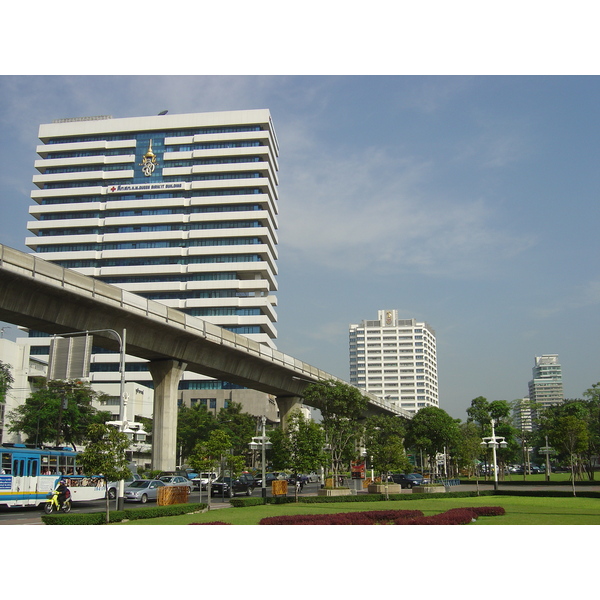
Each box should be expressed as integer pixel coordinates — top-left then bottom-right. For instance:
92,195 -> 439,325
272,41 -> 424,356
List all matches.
158,475 -> 194,492
107,473 -> 142,500
124,479 -> 166,503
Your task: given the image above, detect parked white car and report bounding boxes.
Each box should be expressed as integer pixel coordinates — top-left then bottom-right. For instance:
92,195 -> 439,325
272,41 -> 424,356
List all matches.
192,472 -> 219,491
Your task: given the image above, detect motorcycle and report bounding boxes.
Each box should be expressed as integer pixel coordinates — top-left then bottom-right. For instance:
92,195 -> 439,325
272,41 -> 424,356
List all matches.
43,489 -> 72,514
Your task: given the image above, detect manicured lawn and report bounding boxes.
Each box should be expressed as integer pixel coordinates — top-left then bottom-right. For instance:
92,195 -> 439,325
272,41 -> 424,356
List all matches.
118,495 -> 600,525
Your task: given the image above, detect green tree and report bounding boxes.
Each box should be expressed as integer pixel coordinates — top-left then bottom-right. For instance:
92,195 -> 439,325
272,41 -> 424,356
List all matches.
453,421 -> 483,477
303,380 -> 368,487
267,427 -> 289,471
466,396 -> 490,436
177,404 -> 217,463
0,361 -> 14,405
273,409 -> 326,501
8,379 -> 111,449
364,414 -> 411,499
216,401 -> 256,457
405,406 -> 460,479
188,429 -> 233,509
467,397 -> 517,478
582,383 -> 600,479
547,414 -> 589,496
538,398 -> 595,482
79,423 -> 131,523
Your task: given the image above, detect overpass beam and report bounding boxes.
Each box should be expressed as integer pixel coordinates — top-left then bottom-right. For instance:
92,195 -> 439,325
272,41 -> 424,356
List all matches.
148,359 -> 187,471
276,396 -> 303,429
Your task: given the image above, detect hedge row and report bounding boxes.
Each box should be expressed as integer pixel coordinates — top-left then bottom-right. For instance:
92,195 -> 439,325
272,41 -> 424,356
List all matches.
256,506 -> 505,526
229,490 -> 495,508
41,502 -> 207,525
493,489 -> 600,499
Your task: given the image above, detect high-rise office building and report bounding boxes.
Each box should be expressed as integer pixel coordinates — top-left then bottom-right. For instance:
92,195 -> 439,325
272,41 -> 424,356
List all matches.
349,309 -> 438,414
23,110 -> 280,421
528,354 -> 564,410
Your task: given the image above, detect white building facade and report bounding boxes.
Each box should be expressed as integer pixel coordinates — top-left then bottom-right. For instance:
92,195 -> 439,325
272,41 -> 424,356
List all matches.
512,396 -> 534,433
23,110 -> 280,422
528,354 -> 564,410
349,310 -> 438,414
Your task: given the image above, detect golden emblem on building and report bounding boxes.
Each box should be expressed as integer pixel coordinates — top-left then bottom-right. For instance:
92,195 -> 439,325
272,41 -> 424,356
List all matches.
140,139 -> 158,176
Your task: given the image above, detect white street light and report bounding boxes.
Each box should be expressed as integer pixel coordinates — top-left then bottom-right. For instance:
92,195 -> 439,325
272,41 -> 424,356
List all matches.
480,418 -> 508,491
55,328 -> 128,508
249,416 -> 272,498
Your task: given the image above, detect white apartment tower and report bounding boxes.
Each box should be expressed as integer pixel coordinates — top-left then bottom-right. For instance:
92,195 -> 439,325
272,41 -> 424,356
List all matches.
349,310 -> 438,414
528,354 -> 564,410
24,110 -> 280,418
512,397 -> 534,433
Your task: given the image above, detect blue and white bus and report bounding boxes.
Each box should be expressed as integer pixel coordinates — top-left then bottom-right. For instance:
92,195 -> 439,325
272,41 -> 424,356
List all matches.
0,444 -> 106,508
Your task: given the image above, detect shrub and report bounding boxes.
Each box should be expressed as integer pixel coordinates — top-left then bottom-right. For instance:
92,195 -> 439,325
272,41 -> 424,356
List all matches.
190,521 -> 231,525
229,489 -> 494,508
259,506 -> 505,526
399,508 -> 478,525
41,510 -> 126,525
260,509 -> 424,525
124,502 -> 206,520
230,497 -> 267,507
469,506 -> 505,517
41,502 -> 206,525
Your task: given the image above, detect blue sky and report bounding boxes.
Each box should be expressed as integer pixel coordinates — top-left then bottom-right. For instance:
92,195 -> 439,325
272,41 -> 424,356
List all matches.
1,75 -> 599,419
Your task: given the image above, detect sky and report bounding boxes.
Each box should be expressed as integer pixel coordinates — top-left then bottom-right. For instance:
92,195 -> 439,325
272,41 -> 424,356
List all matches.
1,74 -> 599,421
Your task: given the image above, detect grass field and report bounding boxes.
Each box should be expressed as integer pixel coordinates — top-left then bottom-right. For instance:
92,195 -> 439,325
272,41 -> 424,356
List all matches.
118,494 -> 600,525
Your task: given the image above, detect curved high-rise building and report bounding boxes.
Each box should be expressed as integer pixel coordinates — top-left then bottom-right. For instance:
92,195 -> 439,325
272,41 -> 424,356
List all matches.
528,354 -> 564,410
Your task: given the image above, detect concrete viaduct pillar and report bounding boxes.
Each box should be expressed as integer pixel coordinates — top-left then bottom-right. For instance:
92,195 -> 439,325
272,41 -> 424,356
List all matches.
276,396 -> 303,429
148,359 -> 187,471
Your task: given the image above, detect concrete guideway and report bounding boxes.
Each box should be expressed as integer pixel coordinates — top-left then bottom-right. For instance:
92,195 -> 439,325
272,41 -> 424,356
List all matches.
0,244 -> 410,469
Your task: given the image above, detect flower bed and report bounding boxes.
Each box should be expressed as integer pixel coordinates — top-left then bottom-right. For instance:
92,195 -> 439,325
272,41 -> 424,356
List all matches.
259,509 -> 424,525
256,506 -> 505,525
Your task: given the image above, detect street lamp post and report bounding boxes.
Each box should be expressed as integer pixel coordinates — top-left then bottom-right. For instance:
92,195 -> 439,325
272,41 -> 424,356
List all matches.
480,418 -> 508,491
52,328 -> 131,507
249,416 -> 272,498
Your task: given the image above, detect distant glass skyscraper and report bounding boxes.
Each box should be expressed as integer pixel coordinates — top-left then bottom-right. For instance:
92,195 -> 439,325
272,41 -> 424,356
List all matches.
528,354 -> 564,410
349,310 -> 438,414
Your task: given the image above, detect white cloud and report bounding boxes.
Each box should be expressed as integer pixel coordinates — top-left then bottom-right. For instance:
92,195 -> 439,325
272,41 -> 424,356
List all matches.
279,142 -> 533,278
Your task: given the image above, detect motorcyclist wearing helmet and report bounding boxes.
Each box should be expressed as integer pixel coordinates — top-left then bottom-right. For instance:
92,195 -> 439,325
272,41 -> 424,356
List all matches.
57,479 -> 70,507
